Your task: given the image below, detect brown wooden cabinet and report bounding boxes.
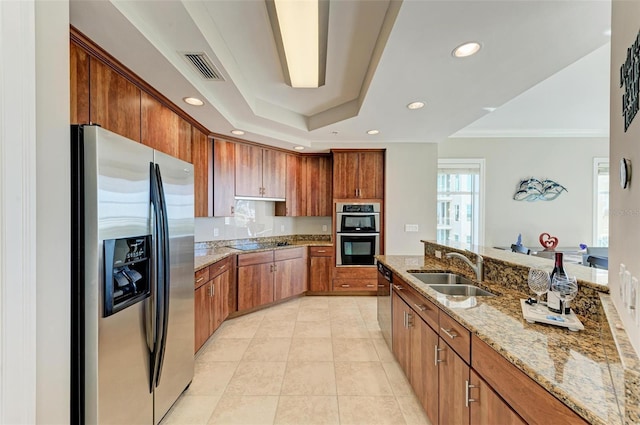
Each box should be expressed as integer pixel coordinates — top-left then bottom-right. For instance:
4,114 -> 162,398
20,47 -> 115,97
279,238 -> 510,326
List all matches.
274,247 -> 307,301
213,139 -> 236,217
192,128 -> 212,217
390,270 -> 588,425
194,256 -> 232,352
469,371 -> 526,425
275,155 -> 302,216
89,59 -> 141,142
235,144 -> 286,199
308,246 -> 333,292
332,150 -> 384,199
70,41 -> 90,125
141,92 -> 192,163
303,155 -> 332,216
237,247 -> 306,312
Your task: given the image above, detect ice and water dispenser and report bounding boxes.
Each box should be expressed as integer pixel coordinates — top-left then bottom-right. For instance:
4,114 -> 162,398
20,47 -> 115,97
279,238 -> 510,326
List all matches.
103,235 -> 151,317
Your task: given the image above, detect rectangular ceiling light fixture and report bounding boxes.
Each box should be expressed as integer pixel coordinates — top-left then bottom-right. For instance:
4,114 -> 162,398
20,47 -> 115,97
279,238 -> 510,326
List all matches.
266,0 -> 329,88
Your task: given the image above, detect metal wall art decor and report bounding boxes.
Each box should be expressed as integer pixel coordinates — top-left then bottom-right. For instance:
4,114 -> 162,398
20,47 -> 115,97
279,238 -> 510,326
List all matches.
513,178 -> 567,202
539,232 -> 559,251
620,29 -> 640,131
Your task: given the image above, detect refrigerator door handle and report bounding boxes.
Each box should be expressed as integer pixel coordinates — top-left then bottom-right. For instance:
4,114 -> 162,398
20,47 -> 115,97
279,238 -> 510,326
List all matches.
154,164 -> 171,387
149,162 -> 164,393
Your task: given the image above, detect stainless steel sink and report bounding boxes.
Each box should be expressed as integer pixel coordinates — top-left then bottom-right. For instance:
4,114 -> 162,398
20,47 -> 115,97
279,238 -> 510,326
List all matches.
409,272 -> 475,286
427,284 -> 495,297
408,272 -> 496,297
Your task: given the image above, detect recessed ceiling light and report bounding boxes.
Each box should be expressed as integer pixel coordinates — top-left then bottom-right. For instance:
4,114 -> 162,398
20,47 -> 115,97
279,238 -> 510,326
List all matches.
331,131 -> 339,135
294,146 -> 305,150
183,97 -> 204,106
452,42 -> 481,58
367,130 -> 380,135
407,101 -> 425,110
483,107 -> 497,112
231,129 -> 245,136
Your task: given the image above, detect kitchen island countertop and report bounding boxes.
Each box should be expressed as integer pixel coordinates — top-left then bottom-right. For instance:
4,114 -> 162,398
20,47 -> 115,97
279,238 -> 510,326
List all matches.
376,253 -> 637,425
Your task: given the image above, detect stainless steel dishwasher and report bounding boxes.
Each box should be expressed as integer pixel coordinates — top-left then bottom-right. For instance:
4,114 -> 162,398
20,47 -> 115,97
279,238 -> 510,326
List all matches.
376,262 -> 392,348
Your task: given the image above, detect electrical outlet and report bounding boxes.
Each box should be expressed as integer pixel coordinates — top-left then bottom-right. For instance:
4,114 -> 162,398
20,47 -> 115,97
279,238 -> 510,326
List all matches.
404,224 -> 419,232
435,250 -> 442,259
322,225 -> 328,232
213,227 -> 219,237
224,217 -> 230,225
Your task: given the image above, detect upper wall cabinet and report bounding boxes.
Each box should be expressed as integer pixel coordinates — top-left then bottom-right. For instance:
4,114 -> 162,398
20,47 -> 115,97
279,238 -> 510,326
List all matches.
141,93 -> 192,163
70,42 -> 90,125
193,128 -> 212,217
303,155 -> 332,216
235,144 -> 286,199
275,155 -> 303,217
213,139 -> 236,217
333,150 -> 384,199
89,59 -> 141,143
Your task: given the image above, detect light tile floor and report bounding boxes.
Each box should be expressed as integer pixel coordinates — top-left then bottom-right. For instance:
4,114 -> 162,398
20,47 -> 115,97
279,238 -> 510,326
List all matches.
161,295 -> 431,425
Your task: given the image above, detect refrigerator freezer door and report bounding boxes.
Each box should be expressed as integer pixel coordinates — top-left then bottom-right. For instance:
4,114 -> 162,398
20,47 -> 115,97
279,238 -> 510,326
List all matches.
152,151 -> 195,424
82,126 -> 154,424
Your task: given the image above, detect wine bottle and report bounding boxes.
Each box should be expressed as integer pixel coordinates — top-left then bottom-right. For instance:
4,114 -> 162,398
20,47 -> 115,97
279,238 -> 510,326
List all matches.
548,252 -> 568,313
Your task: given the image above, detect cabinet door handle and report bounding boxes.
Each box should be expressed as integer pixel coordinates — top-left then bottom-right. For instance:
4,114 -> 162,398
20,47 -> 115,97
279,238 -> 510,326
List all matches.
317,250 -> 326,253
196,277 -> 204,283
406,312 -> 413,328
392,284 -> 403,291
219,264 -> 226,270
341,284 -> 350,288
465,380 -> 477,407
403,311 -> 407,328
435,345 -> 445,365
441,327 -> 458,340
366,284 -> 375,288
414,303 -> 428,312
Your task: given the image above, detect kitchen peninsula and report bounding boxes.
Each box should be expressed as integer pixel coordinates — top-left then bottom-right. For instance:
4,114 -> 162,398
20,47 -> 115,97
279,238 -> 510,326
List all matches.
376,240 -> 639,425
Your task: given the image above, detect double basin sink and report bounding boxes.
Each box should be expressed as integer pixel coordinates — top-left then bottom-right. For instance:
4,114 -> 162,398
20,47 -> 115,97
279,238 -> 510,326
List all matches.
408,271 -> 496,297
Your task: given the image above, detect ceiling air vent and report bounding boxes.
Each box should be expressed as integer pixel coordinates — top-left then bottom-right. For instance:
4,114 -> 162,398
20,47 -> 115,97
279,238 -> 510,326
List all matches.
182,52 -> 224,81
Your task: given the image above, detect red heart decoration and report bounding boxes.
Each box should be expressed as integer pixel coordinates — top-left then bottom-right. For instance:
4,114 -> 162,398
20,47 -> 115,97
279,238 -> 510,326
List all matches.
539,233 -> 559,251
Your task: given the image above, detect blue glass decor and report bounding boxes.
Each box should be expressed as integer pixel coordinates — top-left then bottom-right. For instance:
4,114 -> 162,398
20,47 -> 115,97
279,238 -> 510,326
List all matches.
513,178 -> 567,201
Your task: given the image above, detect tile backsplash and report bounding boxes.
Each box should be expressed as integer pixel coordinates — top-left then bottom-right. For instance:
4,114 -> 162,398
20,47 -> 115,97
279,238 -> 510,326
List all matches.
195,200 -> 332,242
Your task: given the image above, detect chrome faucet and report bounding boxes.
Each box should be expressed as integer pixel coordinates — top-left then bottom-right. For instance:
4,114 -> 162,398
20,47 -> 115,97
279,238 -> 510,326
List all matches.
445,251 -> 484,282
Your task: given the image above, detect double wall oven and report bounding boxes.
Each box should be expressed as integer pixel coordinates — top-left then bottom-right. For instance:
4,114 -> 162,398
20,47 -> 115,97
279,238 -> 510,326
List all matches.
336,202 -> 380,266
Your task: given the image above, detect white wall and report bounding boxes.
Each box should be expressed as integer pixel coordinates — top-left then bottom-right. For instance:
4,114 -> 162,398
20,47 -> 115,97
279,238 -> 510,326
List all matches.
35,1 -> 70,422
438,137 -> 608,249
384,143 -> 438,255
610,0 -> 640,356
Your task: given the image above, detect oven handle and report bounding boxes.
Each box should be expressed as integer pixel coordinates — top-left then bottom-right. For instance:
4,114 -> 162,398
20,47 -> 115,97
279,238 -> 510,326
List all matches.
336,232 -> 380,237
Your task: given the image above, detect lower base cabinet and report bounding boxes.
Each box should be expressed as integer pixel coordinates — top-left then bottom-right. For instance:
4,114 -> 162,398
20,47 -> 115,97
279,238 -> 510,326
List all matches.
194,257 -> 231,352
308,246 -> 333,292
391,275 -> 530,425
238,247 -> 306,311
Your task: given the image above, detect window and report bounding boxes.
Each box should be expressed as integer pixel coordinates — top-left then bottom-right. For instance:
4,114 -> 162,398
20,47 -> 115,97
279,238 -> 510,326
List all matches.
593,158 -> 609,247
437,159 -> 484,246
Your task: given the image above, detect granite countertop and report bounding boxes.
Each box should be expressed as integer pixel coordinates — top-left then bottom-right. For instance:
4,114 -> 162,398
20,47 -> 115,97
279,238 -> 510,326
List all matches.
194,239 -> 333,271
376,254 -> 628,425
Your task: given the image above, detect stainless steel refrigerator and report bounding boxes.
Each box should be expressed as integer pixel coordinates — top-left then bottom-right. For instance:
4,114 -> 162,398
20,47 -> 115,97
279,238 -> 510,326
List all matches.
71,125 -> 194,424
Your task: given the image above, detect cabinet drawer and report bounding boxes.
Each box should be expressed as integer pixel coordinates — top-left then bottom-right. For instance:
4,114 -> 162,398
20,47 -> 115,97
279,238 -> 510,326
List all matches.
195,267 -> 209,289
209,256 -> 232,279
274,247 -> 305,261
333,279 -> 377,291
439,311 -> 471,364
237,250 -> 274,267
392,277 -> 439,331
309,246 -> 333,257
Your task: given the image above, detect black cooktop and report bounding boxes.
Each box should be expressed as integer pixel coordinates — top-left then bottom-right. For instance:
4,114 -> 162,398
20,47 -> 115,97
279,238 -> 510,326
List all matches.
230,242 -> 290,251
